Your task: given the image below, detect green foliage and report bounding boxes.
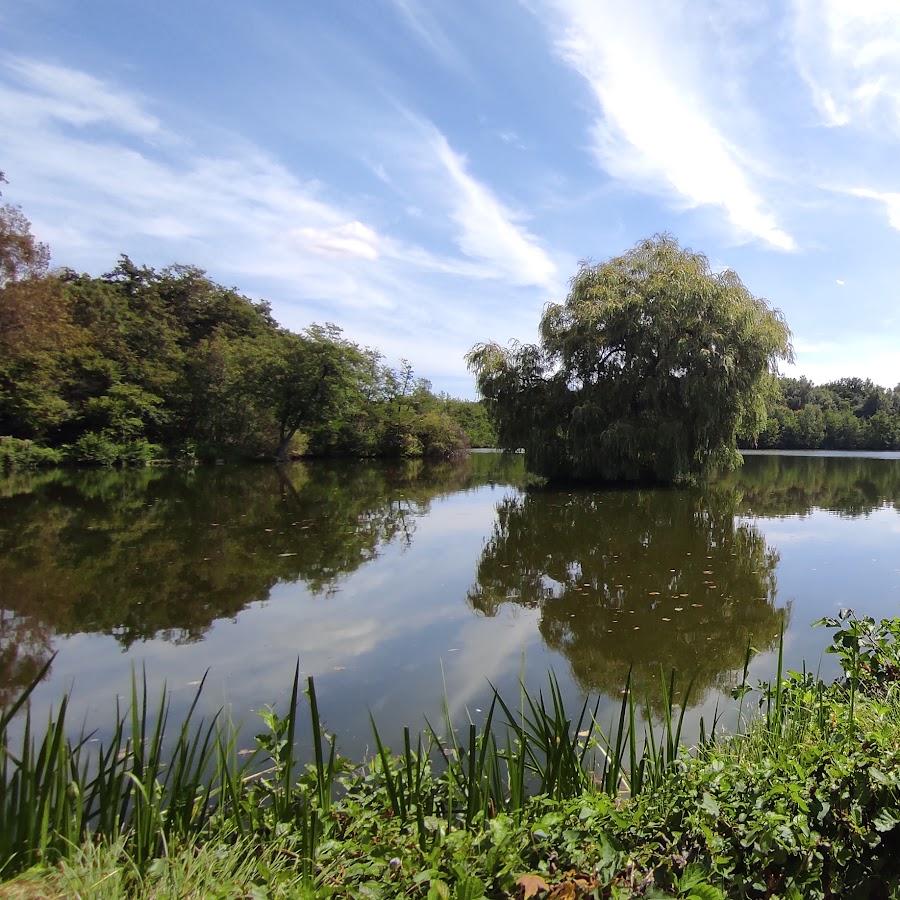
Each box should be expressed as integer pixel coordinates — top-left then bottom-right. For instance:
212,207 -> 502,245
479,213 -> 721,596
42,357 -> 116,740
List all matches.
0,188 -> 474,464
0,437 -> 61,471
6,616 -> 900,897
437,397 -> 497,448
747,375 -> 900,450
66,432 -> 164,466
468,235 -> 792,484
0,266 -> 473,464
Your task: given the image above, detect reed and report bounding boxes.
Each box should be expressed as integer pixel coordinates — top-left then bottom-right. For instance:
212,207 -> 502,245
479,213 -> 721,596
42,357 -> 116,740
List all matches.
2,623 -> 832,887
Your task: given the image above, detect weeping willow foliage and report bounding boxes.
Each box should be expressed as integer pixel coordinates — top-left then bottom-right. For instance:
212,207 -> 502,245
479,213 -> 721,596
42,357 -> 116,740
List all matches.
467,235 -> 792,483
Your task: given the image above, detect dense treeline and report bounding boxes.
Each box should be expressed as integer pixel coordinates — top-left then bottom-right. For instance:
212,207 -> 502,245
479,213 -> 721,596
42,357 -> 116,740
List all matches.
0,178 -> 495,468
741,376 -> 900,451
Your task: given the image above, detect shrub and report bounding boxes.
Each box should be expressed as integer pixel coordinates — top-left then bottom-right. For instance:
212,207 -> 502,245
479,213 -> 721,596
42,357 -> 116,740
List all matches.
65,431 -> 164,466
0,437 -> 62,471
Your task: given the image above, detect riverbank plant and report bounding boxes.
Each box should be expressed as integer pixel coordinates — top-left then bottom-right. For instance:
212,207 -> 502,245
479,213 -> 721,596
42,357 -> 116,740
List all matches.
3,613 -> 900,897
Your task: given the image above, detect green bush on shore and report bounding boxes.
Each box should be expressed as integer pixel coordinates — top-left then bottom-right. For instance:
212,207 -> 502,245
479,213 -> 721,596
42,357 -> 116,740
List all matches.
3,614 -> 900,898
0,437 -> 62,471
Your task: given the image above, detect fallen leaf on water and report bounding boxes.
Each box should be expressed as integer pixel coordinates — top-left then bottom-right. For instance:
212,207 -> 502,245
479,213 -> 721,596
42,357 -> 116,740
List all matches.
578,729 -> 590,737
333,666 -> 346,671
517,874 -> 550,899
186,680 -> 202,686
238,748 -> 254,756
648,591 -> 660,596
661,617 -> 671,622
674,607 -> 684,612
692,603 -> 703,608
448,648 -> 459,652
278,552 -> 297,557
633,626 -> 640,630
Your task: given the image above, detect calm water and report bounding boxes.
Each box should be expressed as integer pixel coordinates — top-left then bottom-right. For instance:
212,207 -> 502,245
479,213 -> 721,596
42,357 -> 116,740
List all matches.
1,452 -> 899,756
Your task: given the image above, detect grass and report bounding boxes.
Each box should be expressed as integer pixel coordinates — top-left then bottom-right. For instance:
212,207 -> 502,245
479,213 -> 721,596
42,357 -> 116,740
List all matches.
3,611 -> 900,898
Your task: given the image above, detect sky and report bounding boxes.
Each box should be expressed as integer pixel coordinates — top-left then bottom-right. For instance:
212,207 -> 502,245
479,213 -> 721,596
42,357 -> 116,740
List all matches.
1,0 -> 899,396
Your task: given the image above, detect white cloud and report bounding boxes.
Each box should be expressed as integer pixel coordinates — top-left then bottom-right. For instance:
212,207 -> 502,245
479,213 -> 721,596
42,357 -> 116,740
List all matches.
835,278 -> 845,286
845,187 -> 900,231
4,57 -> 161,136
0,57 -> 553,386
534,0 -> 795,251
429,131 -> 558,289
293,221 -> 380,260
792,0 -> 900,132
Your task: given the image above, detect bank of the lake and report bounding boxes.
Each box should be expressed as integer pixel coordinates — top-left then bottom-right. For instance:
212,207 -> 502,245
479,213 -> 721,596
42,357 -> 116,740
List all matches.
3,613 -> 900,898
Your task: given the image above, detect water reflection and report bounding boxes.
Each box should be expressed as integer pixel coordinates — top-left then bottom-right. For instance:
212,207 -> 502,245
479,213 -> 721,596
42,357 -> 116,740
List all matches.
1,451 -> 898,723
0,454 -> 522,701
730,453 -> 900,517
469,487 -> 787,704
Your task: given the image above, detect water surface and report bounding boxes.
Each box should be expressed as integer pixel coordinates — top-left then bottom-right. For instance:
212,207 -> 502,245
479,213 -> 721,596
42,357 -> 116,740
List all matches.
1,452 -> 899,755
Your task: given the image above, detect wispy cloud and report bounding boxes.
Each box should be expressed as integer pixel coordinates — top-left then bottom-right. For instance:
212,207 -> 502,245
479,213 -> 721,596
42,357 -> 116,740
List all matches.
384,0 -> 470,74
0,56 -> 556,385
844,187 -> 900,230
792,0 -> 900,131
4,57 -> 161,136
294,222 -> 380,260
429,130 -> 558,289
532,0 -> 796,251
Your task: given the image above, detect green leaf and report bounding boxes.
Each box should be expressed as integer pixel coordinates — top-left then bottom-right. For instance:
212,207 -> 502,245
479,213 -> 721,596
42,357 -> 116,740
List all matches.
701,792 -> 720,817
427,880 -> 451,900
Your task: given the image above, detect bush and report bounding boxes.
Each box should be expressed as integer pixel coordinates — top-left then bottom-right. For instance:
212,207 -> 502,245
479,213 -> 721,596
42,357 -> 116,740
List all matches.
0,437 -> 62,471
415,409 -> 468,458
65,431 -> 164,466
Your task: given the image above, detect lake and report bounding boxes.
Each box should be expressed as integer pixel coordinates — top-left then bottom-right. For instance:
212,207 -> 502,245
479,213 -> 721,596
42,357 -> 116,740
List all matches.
1,451 -> 899,757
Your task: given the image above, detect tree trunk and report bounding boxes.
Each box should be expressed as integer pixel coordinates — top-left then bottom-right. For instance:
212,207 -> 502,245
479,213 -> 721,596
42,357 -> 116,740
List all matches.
275,428 -> 296,461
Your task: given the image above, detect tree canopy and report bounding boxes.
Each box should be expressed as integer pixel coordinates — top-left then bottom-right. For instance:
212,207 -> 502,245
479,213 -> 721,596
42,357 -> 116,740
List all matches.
468,235 -> 792,483
0,180 -> 495,468
743,375 -> 900,451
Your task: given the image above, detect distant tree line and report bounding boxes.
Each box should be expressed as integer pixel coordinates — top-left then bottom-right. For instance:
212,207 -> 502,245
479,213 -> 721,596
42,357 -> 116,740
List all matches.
0,176 -> 495,468
740,376 -> 900,451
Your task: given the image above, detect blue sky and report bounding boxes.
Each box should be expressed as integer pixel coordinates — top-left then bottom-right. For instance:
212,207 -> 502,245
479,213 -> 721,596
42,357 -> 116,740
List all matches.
1,0 -> 899,396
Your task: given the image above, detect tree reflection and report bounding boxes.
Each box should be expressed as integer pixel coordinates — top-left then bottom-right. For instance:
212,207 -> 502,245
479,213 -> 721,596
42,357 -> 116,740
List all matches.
469,487 -> 787,706
0,453 -> 523,697
729,454 -> 900,518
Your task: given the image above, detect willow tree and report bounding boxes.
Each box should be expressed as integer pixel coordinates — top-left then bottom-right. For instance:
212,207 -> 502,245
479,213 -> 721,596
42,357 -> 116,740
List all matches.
468,235 -> 792,483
